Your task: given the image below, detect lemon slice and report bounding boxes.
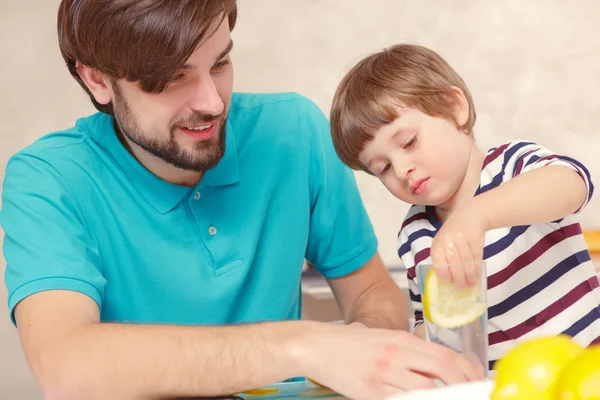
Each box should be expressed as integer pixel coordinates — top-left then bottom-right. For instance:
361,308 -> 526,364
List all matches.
423,269 -> 487,328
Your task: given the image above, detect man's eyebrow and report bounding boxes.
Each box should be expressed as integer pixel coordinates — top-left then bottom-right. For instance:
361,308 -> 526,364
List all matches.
216,40 -> 234,62
180,40 -> 234,71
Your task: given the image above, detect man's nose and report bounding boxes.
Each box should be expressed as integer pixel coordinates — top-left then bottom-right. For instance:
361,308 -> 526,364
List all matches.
189,77 -> 225,117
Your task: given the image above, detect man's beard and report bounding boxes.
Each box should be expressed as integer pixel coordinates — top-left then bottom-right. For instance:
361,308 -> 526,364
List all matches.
112,88 -> 227,172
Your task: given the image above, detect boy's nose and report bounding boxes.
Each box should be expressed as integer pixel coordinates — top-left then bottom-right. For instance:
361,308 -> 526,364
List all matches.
392,160 -> 413,180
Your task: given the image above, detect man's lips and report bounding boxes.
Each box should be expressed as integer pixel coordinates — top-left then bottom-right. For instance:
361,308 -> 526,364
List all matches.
178,121 -> 217,140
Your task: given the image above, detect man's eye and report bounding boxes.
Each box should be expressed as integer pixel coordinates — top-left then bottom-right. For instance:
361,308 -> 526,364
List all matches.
213,59 -> 230,71
168,73 -> 185,84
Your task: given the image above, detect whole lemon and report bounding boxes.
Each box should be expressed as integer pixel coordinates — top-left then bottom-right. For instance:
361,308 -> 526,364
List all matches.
491,335 -> 584,400
554,344 -> 600,400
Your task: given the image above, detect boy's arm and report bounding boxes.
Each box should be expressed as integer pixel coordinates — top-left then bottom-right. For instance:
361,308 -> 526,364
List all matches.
431,142 -> 592,286
476,141 -> 592,230
473,164 -> 588,230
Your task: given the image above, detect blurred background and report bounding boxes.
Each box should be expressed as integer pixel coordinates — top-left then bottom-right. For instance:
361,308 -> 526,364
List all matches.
1,0 -> 600,397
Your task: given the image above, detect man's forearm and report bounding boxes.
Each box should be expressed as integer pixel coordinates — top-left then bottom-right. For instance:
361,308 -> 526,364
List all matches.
348,280 -> 409,331
39,321 -> 312,400
473,165 -> 588,231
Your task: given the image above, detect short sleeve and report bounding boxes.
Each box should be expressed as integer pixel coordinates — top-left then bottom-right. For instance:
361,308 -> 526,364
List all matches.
1,153 -> 106,325
301,98 -> 378,278
503,140 -> 594,213
398,225 -> 424,329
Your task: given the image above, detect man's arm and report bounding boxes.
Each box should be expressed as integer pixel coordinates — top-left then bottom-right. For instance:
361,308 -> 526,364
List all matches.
17,289 -> 483,400
16,290 -> 306,400
327,253 -> 409,331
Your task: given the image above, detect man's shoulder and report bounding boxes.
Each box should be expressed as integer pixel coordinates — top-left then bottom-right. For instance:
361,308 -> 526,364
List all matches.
229,92 -> 327,150
5,113 -> 110,185
230,91 -> 317,111
229,92 -> 325,126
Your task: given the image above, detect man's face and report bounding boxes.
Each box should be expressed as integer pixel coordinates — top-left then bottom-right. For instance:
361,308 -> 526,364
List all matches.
110,17 -> 234,172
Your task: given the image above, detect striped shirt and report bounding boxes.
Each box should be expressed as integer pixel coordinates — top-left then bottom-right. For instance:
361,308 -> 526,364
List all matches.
398,140 -> 600,369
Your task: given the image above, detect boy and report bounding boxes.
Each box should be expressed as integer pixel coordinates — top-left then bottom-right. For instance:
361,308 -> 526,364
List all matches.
329,43 -> 600,369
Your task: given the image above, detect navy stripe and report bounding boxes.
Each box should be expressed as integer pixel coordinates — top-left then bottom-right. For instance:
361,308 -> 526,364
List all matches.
517,154 -> 543,173
397,228 -> 436,258
478,170 -> 504,194
488,250 -> 590,318
489,359 -> 497,371
560,155 -> 594,197
483,225 -> 530,260
409,291 -> 421,303
562,307 -> 600,338
479,142 -> 535,194
501,141 -> 536,172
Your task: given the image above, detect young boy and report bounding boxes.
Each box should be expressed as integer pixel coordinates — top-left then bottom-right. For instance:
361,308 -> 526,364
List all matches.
329,43 -> 600,370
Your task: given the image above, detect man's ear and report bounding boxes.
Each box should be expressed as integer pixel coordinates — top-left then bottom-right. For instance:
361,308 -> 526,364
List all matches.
76,61 -> 113,105
449,86 -> 469,129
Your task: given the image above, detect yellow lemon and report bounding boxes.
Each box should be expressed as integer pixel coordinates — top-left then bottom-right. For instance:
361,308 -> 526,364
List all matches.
491,335 -> 584,400
422,269 -> 487,328
554,344 -> 600,400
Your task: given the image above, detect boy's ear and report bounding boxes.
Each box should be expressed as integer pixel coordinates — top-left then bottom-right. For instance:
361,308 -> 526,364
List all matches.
449,86 -> 469,129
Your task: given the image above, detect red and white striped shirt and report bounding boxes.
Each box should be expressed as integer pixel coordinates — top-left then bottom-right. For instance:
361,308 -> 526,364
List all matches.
398,140 -> 600,369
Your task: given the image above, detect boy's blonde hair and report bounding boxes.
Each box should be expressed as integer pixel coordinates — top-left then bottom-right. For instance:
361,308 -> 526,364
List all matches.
330,44 -> 476,173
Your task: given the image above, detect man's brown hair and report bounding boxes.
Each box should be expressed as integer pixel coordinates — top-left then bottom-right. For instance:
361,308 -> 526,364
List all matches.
57,0 -> 238,114
330,44 -> 476,173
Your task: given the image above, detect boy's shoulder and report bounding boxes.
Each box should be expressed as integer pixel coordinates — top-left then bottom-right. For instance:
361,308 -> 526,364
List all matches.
398,205 -> 432,238
482,140 -> 540,171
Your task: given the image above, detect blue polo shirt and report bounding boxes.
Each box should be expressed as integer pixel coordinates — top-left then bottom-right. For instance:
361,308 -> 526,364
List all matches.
2,92 -> 377,325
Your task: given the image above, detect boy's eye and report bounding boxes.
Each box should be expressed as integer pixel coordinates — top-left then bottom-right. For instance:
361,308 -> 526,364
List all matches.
404,136 -> 417,149
380,163 -> 391,175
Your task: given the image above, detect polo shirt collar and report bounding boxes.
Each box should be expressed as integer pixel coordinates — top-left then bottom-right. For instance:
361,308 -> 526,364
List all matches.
85,113 -> 239,214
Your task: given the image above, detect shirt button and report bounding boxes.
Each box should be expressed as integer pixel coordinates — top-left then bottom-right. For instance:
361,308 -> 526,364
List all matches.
194,191 -> 201,201
208,226 -> 217,236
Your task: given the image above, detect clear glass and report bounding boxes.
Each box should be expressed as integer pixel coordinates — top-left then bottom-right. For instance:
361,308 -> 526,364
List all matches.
417,262 -> 489,378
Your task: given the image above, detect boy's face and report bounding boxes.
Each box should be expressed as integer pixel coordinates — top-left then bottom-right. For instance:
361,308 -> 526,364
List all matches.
358,106 -> 473,207
108,16 -> 234,172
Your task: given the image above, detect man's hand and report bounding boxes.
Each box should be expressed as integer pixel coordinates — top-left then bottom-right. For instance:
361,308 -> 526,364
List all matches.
347,321 -> 368,329
296,323 -> 483,399
430,204 -> 487,289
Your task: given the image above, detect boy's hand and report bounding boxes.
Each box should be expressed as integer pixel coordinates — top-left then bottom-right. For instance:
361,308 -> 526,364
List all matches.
430,204 -> 488,289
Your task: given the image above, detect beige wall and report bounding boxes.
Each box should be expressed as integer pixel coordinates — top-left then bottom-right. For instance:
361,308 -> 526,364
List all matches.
1,1 -> 599,397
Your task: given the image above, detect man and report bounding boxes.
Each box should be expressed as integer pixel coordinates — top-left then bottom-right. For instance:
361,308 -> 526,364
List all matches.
1,1 -> 480,399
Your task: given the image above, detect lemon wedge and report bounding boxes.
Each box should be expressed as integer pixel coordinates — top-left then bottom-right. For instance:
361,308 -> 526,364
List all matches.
423,269 -> 487,329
